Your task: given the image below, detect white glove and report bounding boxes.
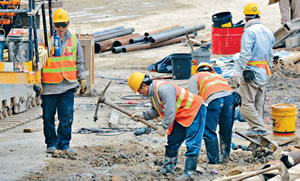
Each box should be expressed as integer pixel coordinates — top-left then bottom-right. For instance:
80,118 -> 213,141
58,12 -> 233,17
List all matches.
157,126 -> 167,136
131,112 -> 144,122
228,72 -> 241,89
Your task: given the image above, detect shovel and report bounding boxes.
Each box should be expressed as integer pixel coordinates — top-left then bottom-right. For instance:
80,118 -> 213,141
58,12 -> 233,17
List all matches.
235,131 -> 277,152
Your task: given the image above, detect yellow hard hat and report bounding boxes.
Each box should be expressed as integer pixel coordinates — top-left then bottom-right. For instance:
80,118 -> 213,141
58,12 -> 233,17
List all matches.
128,72 -> 146,94
196,63 -> 215,73
243,2 -> 261,15
53,8 -> 70,23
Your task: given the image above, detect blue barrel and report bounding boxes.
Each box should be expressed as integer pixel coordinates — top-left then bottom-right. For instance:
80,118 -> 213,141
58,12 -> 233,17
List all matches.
212,12 -> 232,28
171,53 -> 192,80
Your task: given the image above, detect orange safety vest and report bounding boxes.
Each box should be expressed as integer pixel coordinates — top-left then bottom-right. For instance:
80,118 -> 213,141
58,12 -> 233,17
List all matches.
42,34 -> 77,83
247,60 -> 271,76
151,81 -> 202,135
196,72 -> 233,101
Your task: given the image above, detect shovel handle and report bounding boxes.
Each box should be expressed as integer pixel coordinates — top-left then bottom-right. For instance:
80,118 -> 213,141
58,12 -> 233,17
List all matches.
235,131 -> 262,147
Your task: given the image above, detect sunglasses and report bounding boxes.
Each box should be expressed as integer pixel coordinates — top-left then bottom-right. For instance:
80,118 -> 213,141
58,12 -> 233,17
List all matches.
54,22 -> 68,28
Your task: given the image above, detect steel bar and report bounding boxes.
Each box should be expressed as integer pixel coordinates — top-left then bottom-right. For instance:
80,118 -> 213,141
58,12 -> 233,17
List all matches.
122,34 -> 195,53
94,27 -> 135,42
33,0 -> 40,69
149,24 -> 205,43
112,33 -> 140,47
93,26 -> 125,36
0,9 -> 28,13
34,1 -> 44,14
144,25 -> 180,36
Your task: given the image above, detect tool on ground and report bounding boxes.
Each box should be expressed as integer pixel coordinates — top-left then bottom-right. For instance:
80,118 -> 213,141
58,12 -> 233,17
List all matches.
216,161 -> 289,181
235,131 -> 277,152
93,81 -> 158,130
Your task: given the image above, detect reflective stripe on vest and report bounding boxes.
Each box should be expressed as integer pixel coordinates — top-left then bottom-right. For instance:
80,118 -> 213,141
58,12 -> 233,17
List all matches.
247,60 -> 271,76
197,72 -> 233,101
42,33 -> 77,83
151,81 -> 202,135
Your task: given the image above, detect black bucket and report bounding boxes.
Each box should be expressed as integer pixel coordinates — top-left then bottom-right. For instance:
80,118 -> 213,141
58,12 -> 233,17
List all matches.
212,12 -> 232,28
171,53 -> 192,80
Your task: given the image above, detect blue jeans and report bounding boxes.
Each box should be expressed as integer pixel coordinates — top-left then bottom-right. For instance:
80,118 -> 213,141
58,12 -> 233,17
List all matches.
41,89 -> 75,150
166,104 -> 206,157
203,94 -> 235,164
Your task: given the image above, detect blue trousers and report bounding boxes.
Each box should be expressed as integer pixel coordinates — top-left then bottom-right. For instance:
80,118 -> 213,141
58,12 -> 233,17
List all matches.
203,94 -> 235,164
165,104 -> 206,157
41,89 -> 75,150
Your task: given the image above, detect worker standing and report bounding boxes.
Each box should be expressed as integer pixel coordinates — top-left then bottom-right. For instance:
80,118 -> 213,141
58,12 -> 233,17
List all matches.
238,2 -> 275,136
39,8 -> 86,154
188,63 -> 236,164
128,72 -> 206,180
269,0 -> 300,24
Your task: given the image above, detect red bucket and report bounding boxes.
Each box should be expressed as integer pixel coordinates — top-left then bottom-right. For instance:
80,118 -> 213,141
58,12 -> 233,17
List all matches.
212,26 -> 244,55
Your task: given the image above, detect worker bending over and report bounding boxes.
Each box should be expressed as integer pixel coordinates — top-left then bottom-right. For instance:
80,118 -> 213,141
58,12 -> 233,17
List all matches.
188,63 -> 235,164
128,72 -> 206,180
238,2 -> 274,136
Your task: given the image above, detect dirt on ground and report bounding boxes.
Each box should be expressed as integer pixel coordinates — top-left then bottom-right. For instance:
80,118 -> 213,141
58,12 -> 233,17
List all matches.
1,0 -> 300,180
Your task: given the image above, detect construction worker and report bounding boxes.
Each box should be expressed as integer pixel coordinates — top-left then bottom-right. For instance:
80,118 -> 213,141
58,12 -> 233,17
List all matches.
39,8 -> 86,154
188,63 -> 235,164
269,0 -> 300,24
128,72 -> 206,179
238,2 -> 274,136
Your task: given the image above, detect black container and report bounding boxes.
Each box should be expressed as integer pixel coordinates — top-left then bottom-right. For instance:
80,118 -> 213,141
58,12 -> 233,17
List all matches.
212,11 -> 232,28
171,53 -> 192,80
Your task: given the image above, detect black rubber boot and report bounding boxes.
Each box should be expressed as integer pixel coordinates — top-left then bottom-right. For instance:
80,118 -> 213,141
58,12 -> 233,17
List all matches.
160,149 -> 178,175
176,156 -> 198,181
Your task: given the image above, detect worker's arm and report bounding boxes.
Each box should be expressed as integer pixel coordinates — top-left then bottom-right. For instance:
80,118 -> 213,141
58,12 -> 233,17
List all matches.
76,39 -> 86,81
187,74 -> 199,95
268,36 -> 275,69
158,84 -> 177,129
143,106 -> 160,120
237,30 -> 255,72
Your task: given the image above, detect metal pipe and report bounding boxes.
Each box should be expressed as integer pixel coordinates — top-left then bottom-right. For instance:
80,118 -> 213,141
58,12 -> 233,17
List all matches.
28,0 -> 33,61
93,27 -> 131,40
280,150 -> 300,168
33,0 -> 40,69
111,46 -> 123,54
41,0 -> 49,55
112,33 -> 140,47
144,25 -> 180,36
122,34 -> 195,53
92,26 -> 125,36
48,0 -> 54,37
34,1 -> 43,14
144,26 -> 184,42
95,39 -> 113,53
0,9 -> 28,13
129,36 -> 145,44
94,27 -> 135,42
149,24 -> 205,43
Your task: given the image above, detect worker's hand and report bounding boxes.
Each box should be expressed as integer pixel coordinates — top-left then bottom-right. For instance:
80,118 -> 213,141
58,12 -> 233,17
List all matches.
79,80 -> 87,94
157,126 -> 167,136
33,84 -> 43,97
228,72 -> 241,89
131,112 -> 144,122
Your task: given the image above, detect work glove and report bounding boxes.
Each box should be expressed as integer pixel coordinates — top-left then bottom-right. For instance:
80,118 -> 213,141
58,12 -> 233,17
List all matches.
79,80 -> 87,94
33,84 -> 43,97
243,70 -> 255,83
131,112 -> 144,122
228,72 -> 241,89
157,126 -> 167,136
